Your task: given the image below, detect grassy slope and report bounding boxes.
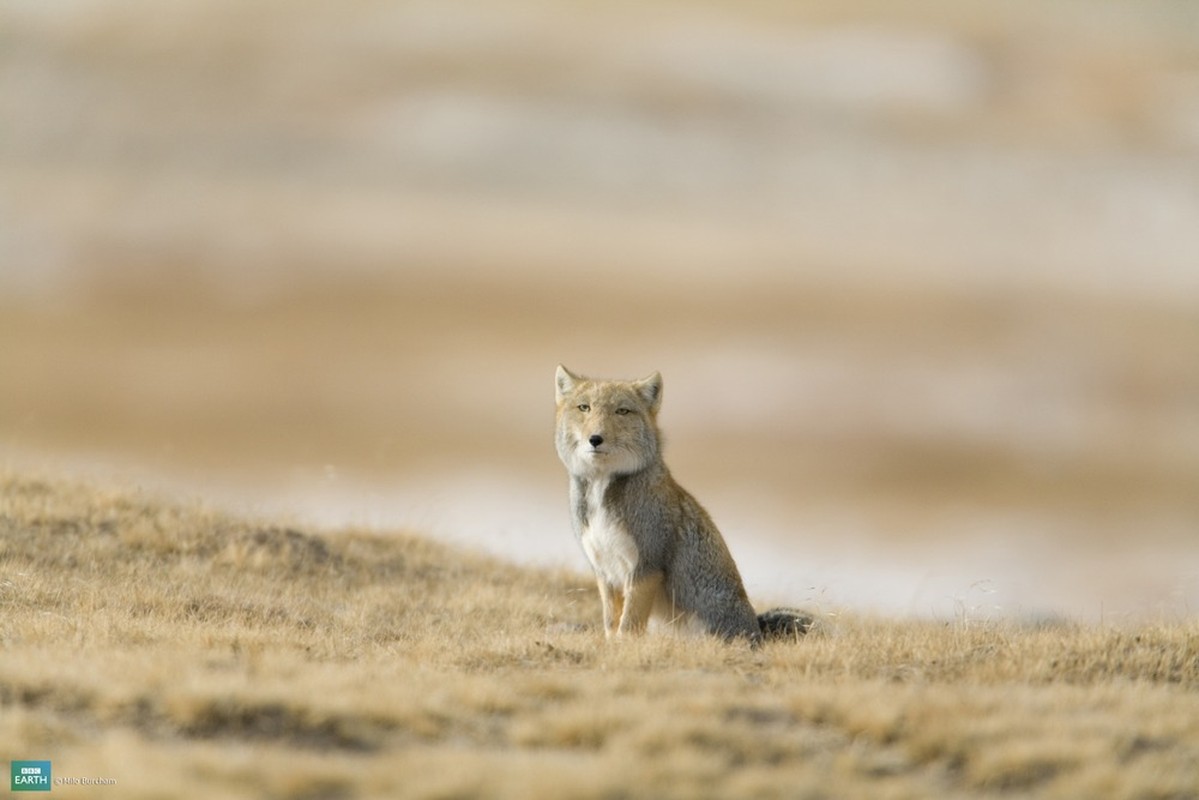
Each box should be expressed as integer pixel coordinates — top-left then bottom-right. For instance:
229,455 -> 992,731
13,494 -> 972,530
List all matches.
1,472 -> 1197,799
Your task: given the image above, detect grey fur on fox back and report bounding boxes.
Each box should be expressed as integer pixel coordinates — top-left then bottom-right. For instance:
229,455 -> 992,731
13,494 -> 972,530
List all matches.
554,365 -> 811,646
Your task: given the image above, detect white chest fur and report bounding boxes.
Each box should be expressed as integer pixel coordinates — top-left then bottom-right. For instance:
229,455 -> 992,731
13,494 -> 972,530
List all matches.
579,479 -> 639,587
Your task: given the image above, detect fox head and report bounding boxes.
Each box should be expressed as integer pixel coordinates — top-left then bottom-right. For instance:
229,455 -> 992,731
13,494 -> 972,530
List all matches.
555,365 -> 664,479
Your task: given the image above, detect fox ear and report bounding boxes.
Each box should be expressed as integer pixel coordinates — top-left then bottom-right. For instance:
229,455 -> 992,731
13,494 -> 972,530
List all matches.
555,365 -> 580,403
634,371 -> 663,413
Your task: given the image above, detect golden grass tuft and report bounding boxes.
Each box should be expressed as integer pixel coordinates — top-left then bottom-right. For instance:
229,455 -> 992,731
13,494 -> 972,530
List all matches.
1,471 -> 1197,798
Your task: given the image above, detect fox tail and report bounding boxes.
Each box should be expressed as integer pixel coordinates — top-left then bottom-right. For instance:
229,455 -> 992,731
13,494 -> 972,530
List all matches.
756,607 -> 814,641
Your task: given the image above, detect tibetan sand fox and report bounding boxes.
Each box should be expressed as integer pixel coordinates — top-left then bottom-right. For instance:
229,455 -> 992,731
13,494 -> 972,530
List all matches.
555,365 -> 811,645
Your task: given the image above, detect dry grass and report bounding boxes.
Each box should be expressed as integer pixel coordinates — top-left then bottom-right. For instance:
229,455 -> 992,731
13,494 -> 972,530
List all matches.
2,471 -> 1197,799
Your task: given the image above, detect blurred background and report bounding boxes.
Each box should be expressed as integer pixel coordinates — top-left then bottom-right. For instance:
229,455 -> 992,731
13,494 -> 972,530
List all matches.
2,0 -> 1197,621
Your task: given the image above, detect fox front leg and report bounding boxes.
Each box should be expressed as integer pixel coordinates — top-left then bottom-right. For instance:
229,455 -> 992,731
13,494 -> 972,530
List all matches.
617,572 -> 664,636
597,578 -> 623,638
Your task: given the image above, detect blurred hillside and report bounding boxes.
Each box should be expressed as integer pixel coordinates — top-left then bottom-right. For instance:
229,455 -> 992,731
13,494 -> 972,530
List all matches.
2,0 -> 1197,619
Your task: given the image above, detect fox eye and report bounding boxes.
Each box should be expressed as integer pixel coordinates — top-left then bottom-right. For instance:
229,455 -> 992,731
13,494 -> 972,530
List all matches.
615,408 -> 631,416
577,403 -> 590,413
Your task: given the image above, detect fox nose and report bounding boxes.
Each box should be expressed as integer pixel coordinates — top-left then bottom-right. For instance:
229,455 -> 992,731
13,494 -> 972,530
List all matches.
588,435 -> 604,448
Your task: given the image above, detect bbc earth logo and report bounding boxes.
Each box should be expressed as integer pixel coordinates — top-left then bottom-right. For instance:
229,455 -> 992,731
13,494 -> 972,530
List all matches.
10,761 -> 51,793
